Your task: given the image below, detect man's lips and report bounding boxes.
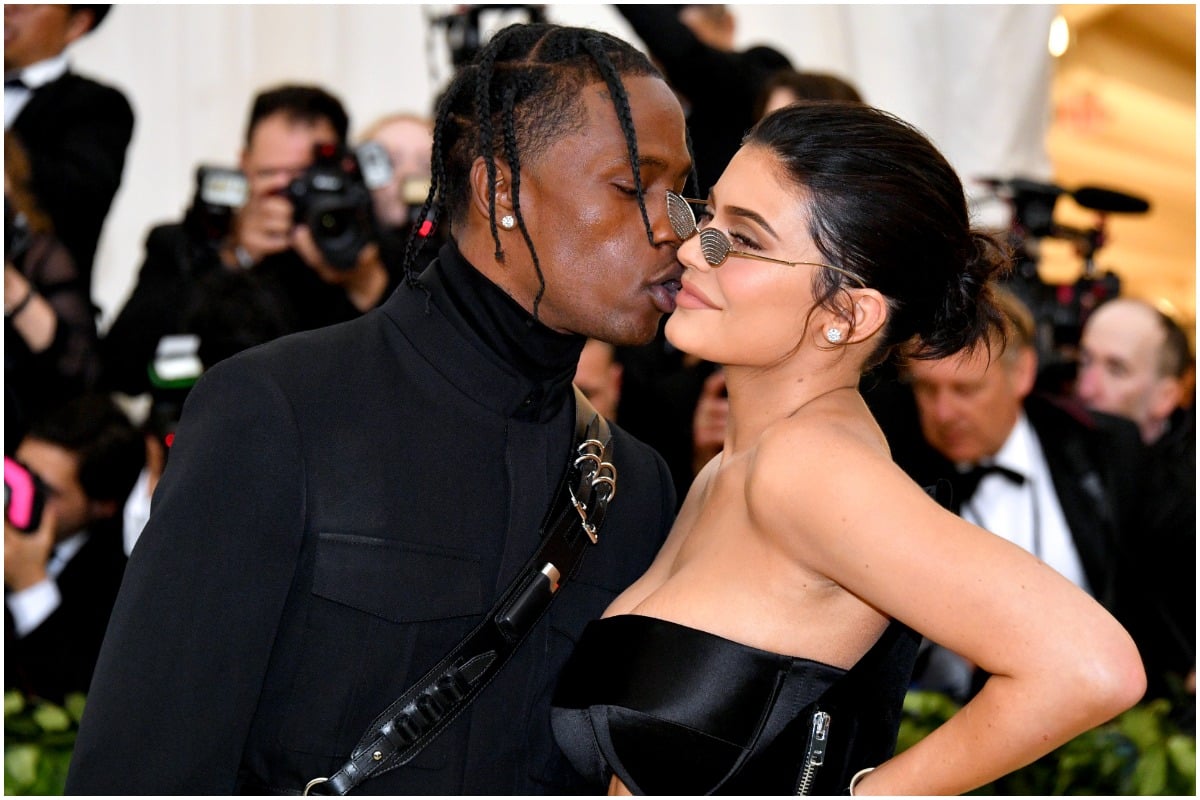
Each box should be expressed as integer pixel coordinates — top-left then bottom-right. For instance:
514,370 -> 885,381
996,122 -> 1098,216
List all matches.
649,278 -> 681,314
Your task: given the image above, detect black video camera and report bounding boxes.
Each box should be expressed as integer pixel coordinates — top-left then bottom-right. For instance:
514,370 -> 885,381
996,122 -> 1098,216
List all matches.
287,141 -> 392,271
4,455 -> 46,534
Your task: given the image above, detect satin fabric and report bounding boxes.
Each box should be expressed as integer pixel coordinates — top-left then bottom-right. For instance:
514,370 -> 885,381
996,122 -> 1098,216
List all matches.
551,614 -> 919,795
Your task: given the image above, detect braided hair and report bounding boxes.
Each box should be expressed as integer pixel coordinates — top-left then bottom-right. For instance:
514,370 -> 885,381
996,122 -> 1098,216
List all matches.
404,23 -> 696,317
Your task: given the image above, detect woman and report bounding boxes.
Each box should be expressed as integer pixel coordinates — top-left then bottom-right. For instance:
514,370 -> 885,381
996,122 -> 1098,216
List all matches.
5,131 -> 100,451
550,103 -> 1145,795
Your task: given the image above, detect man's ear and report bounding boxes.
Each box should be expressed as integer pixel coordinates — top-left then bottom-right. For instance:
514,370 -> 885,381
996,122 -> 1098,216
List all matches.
1010,345 -> 1038,399
845,289 -> 888,344
467,156 -> 514,225
1149,375 -> 1184,423
64,9 -> 95,47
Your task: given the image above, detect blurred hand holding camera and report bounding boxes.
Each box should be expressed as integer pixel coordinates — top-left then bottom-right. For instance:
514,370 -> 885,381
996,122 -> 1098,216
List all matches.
4,504 -> 57,593
291,228 -> 389,311
222,169 -> 296,268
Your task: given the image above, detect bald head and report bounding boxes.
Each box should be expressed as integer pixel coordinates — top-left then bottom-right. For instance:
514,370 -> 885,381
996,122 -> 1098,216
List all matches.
1076,298 -> 1191,443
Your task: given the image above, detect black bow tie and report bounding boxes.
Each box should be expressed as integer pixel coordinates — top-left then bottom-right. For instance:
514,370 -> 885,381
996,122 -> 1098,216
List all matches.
949,463 -> 1025,512
4,75 -> 27,91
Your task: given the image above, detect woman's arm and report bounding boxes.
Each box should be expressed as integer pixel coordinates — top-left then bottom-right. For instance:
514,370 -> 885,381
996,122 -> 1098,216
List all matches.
752,425 -> 1146,796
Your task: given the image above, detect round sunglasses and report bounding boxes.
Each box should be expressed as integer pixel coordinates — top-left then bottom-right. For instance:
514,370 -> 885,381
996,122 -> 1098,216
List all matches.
665,190 -> 865,286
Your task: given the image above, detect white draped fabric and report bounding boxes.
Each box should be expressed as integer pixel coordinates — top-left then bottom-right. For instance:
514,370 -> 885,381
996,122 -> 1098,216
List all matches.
66,4 -> 1057,327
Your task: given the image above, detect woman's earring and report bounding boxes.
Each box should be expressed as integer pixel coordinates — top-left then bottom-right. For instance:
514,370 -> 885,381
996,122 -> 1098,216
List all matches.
825,328 -> 844,344
500,214 -> 516,230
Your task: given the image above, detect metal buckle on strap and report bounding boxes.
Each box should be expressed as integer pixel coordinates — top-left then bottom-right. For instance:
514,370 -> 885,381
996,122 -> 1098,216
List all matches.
303,776 -> 329,795
569,455 -> 616,544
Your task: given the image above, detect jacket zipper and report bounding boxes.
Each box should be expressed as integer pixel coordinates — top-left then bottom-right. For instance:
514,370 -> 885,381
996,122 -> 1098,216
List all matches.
795,710 -> 831,795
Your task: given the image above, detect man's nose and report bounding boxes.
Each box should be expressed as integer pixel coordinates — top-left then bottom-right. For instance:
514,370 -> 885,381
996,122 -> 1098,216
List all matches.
926,390 -> 962,425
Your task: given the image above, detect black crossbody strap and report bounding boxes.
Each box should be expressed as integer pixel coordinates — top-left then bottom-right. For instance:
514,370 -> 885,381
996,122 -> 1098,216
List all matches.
306,387 -> 615,796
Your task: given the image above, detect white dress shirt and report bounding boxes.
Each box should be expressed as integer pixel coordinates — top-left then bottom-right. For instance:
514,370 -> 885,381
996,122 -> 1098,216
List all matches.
5,530 -> 90,637
959,412 -> 1091,594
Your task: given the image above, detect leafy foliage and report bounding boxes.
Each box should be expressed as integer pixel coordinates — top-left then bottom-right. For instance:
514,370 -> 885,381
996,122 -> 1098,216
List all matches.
898,689 -> 1197,795
4,690 -> 84,796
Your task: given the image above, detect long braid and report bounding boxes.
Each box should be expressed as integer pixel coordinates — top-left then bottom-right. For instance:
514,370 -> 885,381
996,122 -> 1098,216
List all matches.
472,42 -> 506,262
579,34 -> 652,245
501,81 -> 546,316
402,78 -> 470,289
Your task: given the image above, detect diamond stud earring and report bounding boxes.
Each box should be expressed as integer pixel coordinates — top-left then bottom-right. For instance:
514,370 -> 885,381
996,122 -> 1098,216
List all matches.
825,328 -> 844,344
500,214 -> 516,230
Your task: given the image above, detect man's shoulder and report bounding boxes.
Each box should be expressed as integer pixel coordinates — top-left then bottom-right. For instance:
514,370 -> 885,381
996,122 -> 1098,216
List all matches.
25,71 -> 133,124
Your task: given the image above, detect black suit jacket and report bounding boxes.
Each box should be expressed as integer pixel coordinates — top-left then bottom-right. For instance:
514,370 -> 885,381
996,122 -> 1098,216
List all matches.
10,71 -> 135,284
1023,394 -> 1147,609
67,253 -> 677,794
4,522 -> 127,705
896,392 -> 1145,611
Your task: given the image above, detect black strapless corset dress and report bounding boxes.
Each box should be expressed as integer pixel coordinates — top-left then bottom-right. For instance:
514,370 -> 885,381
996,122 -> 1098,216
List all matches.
550,614 -> 919,795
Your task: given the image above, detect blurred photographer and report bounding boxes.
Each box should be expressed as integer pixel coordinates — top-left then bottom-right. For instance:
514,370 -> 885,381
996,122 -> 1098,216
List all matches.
5,131 -> 100,453
100,84 -> 399,397
5,392 -> 144,704
357,111 -> 443,274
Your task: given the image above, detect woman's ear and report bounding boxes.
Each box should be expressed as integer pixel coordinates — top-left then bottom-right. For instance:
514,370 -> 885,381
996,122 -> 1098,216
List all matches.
846,289 -> 887,344
467,156 -> 514,224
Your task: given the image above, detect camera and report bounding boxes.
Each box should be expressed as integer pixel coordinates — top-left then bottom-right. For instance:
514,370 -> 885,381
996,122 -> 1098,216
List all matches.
981,176 -> 1150,389
4,455 -> 46,534
5,196 -> 32,266
183,166 -> 249,245
287,141 -> 392,271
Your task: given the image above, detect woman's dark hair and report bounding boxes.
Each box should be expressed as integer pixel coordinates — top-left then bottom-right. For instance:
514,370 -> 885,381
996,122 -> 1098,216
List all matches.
743,102 -> 1010,366
405,23 -> 684,316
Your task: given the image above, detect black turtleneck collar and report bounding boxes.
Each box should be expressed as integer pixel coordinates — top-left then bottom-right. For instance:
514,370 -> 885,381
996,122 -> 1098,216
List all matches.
416,238 -> 584,420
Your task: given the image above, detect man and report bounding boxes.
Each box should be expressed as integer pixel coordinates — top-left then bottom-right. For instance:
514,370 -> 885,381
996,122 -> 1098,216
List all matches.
67,23 -> 689,794
1077,297 -> 1195,707
4,393 -> 145,704
4,4 -> 134,292
1076,297 -> 1192,445
100,84 -> 397,397
902,288 -> 1145,700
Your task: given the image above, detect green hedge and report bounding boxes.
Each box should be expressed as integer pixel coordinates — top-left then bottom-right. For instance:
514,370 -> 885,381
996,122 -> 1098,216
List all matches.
5,688 -> 1197,794
898,689 -> 1196,795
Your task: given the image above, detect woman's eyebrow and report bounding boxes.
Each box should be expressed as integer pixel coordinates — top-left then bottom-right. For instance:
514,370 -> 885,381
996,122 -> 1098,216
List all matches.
724,204 -> 779,240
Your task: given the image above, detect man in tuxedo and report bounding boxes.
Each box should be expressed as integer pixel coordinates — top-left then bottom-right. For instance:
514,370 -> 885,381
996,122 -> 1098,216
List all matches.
4,393 -> 145,704
902,288 -> 1146,700
4,4 -> 134,292
1077,298 -> 1195,709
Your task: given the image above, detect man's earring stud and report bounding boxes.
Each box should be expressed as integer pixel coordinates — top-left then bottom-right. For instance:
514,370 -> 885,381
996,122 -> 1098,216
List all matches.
825,328 -> 844,344
500,214 -> 516,230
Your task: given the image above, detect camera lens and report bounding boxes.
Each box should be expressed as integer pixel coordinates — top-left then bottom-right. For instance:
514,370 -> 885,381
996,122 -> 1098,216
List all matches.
318,209 -> 351,238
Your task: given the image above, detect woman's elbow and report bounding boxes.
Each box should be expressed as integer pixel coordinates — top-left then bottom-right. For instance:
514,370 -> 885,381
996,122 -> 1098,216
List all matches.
1075,625 -> 1147,722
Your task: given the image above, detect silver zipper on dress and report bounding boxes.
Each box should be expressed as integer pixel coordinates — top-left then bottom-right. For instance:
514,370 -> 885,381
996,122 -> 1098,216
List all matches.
795,710 -> 831,795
